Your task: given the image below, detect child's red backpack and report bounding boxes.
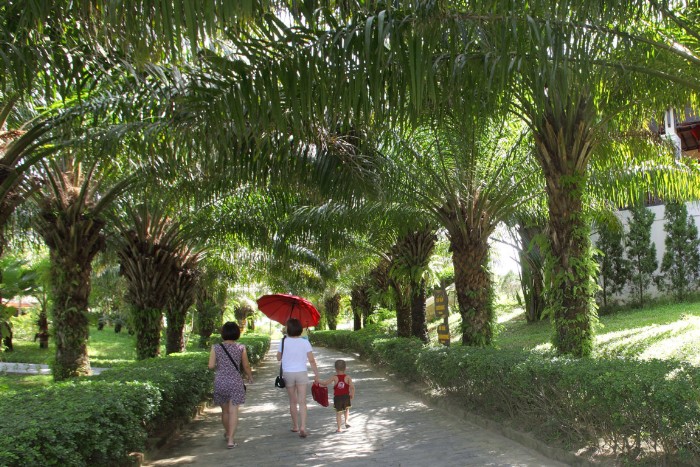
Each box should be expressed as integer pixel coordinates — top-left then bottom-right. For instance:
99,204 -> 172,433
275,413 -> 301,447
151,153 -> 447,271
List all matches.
311,382 -> 329,407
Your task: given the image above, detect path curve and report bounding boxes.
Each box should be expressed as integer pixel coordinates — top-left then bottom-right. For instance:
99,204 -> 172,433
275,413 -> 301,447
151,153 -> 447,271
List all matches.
146,342 -> 567,466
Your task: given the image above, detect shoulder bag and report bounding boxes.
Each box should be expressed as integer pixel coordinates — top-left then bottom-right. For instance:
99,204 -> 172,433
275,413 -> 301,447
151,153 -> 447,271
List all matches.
275,337 -> 286,388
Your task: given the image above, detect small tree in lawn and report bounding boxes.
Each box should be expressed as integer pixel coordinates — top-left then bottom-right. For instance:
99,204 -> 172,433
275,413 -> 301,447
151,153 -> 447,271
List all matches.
595,216 -> 630,311
656,201 -> 700,301
626,204 -> 658,307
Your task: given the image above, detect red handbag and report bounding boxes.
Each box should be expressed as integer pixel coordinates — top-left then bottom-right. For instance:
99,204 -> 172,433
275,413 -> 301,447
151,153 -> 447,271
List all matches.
311,382 -> 329,407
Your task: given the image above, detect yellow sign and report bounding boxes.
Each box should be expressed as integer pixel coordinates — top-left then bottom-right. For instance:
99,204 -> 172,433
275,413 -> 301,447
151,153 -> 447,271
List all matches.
437,322 -> 450,346
434,290 -> 449,319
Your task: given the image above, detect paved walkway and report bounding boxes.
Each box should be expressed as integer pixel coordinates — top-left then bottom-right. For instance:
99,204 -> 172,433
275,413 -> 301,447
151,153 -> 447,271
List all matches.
146,343 -> 568,467
0,362 -> 107,375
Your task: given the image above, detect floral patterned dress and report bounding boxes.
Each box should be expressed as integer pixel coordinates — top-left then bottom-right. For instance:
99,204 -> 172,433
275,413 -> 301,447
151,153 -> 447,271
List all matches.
213,342 -> 246,406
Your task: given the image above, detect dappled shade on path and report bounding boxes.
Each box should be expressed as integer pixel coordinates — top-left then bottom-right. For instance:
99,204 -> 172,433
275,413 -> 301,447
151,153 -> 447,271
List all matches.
146,343 -> 565,466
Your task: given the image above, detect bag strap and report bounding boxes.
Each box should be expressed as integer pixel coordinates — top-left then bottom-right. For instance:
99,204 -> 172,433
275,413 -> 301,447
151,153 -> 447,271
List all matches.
278,337 -> 286,377
219,343 -> 242,373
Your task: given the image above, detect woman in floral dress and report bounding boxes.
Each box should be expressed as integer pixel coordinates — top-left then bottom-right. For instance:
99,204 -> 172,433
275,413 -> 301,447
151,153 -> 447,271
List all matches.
208,321 -> 254,448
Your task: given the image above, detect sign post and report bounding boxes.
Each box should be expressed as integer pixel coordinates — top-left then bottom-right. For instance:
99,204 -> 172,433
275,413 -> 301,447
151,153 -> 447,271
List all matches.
434,289 -> 450,346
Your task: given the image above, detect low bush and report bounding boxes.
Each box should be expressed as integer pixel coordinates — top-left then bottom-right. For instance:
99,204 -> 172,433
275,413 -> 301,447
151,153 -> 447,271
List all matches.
312,330 -> 700,464
94,352 -> 211,433
371,337 -> 424,382
0,380 -> 161,466
0,334 -> 271,466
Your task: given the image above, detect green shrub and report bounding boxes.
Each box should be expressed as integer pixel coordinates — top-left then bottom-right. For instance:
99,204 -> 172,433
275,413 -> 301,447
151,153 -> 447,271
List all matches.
371,337 -> 424,382
94,352 -> 211,432
239,334 -> 271,365
314,329 -> 700,464
0,336 -> 271,466
0,380 -> 160,466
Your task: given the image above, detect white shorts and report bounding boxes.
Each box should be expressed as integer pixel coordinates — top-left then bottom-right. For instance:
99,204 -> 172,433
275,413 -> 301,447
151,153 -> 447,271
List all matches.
283,371 -> 309,386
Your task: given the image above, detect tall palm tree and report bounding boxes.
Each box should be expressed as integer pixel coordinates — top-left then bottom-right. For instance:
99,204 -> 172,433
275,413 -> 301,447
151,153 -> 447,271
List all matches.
164,248 -> 203,354
115,202 -> 192,360
497,1 -> 700,355
381,114 -> 540,346
388,227 -> 436,342
32,156 -> 131,379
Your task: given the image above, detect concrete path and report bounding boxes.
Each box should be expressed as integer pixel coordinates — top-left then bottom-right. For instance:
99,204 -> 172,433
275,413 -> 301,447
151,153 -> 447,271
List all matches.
0,362 -> 107,375
145,343 -> 568,467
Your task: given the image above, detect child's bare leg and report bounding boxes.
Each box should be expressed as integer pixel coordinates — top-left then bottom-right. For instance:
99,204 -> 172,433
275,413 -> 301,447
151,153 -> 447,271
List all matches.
344,408 -> 350,428
335,411 -> 343,432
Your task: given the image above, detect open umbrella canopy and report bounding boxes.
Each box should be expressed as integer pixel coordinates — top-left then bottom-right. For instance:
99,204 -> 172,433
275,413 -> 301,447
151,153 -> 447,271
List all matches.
256,294 -> 320,328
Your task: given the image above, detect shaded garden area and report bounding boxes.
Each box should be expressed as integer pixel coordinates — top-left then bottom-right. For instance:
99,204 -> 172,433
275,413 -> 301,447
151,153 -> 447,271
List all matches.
2,1 -> 700,465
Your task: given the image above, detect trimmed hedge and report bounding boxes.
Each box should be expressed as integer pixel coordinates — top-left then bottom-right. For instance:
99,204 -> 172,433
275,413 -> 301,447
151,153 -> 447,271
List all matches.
0,380 -> 161,466
93,352 -> 212,434
311,329 -> 700,463
0,334 -> 270,466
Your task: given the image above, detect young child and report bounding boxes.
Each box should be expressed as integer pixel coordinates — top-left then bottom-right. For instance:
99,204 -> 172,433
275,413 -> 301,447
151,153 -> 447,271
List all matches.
319,359 -> 355,433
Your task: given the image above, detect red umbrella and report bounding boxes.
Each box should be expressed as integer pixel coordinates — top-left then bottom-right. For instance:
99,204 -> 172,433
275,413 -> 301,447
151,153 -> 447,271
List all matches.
256,294 -> 320,328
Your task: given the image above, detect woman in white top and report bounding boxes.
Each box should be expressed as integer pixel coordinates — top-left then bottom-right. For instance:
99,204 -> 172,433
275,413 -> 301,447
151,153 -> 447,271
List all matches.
278,318 -> 319,438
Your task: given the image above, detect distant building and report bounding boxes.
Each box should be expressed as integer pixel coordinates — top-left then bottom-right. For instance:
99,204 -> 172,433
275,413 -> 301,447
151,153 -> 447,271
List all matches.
657,107 -> 700,159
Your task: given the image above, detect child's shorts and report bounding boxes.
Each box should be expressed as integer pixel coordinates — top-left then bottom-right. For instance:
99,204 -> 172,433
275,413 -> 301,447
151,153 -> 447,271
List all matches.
334,394 -> 351,412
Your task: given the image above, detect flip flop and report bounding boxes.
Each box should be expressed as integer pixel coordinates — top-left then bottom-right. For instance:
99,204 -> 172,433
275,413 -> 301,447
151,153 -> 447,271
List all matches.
227,442 -> 238,449
299,430 -> 308,438
291,429 -> 299,432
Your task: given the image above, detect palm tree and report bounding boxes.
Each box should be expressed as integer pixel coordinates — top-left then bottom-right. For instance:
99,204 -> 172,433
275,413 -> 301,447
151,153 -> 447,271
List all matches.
32,155 -> 131,379
388,227 -> 436,342
164,248 -> 203,354
380,113 -> 540,346
193,267 -> 228,348
350,280 -> 372,330
116,201 -> 196,360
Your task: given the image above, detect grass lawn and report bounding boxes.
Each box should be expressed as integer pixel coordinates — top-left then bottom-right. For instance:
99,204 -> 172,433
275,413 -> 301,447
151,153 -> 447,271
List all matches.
0,314 -> 211,390
1,323 -> 138,367
428,299 -> 700,365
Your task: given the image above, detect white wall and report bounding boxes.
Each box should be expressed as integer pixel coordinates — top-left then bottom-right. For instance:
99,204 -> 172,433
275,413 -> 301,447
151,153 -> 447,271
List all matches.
601,202 -> 700,301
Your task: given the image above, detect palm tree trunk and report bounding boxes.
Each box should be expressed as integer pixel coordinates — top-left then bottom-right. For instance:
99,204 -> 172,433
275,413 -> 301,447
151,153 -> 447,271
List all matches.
50,255 -> 93,379
546,184 -> 596,356
165,307 -> 187,354
450,234 -> 493,346
518,224 -> 545,323
390,278 -> 412,338
165,270 -> 199,354
532,94 -> 597,357
324,294 -> 341,330
410,278 -> 428,342
350,284 -> 371,330
134,308 -> 162,360
36,305 -> 49,348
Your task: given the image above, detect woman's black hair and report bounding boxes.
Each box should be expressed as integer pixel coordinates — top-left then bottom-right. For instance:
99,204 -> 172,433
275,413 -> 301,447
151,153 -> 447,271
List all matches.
221,321 -> 241,341
286,318 -> 303,337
